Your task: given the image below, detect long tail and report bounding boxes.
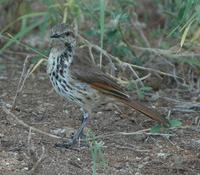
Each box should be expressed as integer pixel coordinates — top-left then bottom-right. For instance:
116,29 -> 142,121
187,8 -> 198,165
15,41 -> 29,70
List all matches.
89,82 -> 169,126
120,99 -> 169,126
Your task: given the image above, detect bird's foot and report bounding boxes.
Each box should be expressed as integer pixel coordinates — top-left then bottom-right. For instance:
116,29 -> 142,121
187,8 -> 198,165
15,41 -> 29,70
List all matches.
55,139 -> 77,149
55,109 -> 89,149
55,131 -> 88,149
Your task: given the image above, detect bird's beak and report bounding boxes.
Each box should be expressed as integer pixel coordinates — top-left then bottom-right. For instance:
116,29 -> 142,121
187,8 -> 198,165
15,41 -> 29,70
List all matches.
50,34 -> 60,38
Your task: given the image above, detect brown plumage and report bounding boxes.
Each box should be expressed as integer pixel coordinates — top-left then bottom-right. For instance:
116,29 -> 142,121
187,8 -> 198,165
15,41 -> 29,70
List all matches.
48,23 -> 169,148
71,49 -> 169,125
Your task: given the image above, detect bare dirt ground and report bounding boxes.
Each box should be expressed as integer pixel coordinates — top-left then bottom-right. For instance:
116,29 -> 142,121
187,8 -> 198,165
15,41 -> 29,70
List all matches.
1,55 -> 200,175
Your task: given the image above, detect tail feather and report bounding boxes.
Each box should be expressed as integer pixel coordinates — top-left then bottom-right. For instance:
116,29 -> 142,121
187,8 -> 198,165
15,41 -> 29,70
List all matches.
89,81 -> 169,126
120,99 -> 169,126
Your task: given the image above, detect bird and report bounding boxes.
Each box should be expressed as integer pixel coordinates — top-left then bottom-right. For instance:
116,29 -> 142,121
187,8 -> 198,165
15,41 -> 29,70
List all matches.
47,23 -> 169,148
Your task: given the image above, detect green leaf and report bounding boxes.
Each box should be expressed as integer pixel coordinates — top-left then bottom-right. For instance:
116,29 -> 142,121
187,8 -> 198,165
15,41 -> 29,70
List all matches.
150,124 -> 164,133
178,5 -> 186,21
86,129 -> 107,175
150,119 -> 182,133
126,80 -> 136,91
18,12 -> 47,20
180,21 -> 192,47
140,86 -> 152,92
169,119 -> 182,128
137,86 -> 152,100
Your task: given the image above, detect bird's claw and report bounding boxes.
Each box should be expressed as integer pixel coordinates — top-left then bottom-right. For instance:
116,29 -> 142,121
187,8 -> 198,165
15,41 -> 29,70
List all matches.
54,139 -> 76,149
55,132 -> 88,149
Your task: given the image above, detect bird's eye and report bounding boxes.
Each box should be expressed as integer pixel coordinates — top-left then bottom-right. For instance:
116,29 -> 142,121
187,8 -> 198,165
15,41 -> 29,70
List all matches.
65,32 -> 70,36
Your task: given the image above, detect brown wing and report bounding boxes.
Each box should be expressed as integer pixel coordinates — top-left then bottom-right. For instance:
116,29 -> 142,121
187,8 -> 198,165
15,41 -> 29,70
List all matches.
70,47 -> 129,100
70,47 -> 169,126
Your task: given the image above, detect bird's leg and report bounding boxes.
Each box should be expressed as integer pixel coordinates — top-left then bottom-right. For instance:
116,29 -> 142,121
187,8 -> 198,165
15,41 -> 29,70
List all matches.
78,108 -> 89,139
55,108 -> 89,149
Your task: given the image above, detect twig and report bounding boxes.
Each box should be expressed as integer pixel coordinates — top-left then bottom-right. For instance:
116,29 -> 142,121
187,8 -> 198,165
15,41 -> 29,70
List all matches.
28,146 -> 46,175
110,143 -> 150,152
119,131 -> 174,137
123,62 -> 182,80
109,73 -> 151,86
2,106 -> 61,139
91,128 -> 175,141
88,46 -> 95,64
94,128 -> 148,140
131,44 -> 200,59
124,63 -> 144,87
29,58 -> 47,75
11,56 -> 32,110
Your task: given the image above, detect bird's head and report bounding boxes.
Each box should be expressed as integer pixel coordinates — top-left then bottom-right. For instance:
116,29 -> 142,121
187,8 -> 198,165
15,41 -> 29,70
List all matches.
50,23 -> 76,49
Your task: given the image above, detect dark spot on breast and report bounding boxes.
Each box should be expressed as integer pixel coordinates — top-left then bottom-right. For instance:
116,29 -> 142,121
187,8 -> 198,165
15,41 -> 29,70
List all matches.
59,51 -> 69,63
60,56 -> 64,65
63,51 -> 68,57
86,96 -> 91,100
65,43 -> 72,53
69,94 -> 74,100
66,84 -> 72,90
61,81 -> 72,91
63,80 -> 67,84
64,64 -> 68,68
60,69 -> 64,76
52,72 -> 55,76
61,83 -> 68,92
76,97 -> 83,103
56,64 -> 59,70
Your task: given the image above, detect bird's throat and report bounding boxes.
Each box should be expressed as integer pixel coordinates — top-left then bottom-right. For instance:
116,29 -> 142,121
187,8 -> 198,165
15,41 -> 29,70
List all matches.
65,42 -> 75,55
